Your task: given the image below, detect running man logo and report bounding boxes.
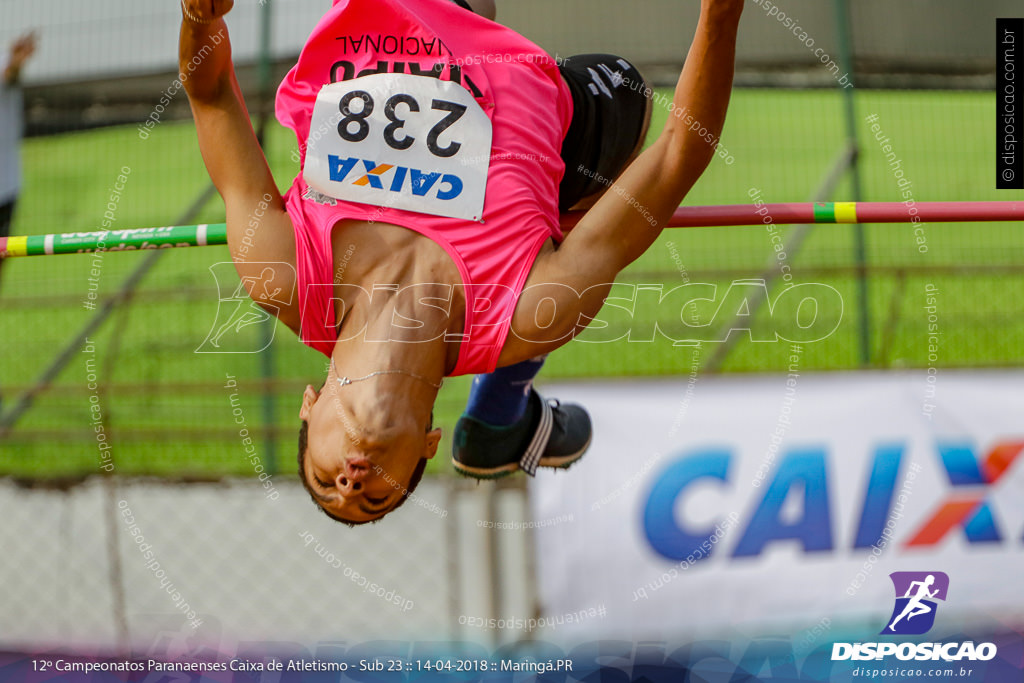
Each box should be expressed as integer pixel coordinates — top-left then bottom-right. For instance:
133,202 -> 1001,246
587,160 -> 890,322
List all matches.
881,571 -> 949,635
196,262 -> 295,353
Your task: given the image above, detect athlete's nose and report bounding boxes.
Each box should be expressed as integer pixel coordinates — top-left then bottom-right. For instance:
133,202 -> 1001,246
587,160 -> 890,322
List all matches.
335,471 -> 363,493
338,457 -> 372,488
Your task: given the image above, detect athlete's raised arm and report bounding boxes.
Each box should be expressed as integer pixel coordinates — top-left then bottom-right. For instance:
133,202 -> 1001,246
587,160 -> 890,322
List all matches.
180,0 -> 299,330
571,0 -> 742,268
504,0 -> 743,359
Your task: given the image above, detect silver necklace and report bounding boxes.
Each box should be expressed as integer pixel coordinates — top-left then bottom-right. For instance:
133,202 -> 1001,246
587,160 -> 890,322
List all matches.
331,359 -> 443,389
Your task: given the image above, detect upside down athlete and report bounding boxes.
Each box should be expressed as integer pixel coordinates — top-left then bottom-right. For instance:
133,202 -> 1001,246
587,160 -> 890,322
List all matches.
180,0 -> 743,524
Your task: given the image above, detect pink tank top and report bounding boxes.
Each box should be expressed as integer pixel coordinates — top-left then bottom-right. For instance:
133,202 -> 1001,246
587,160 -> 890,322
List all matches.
276,0 -> 572,376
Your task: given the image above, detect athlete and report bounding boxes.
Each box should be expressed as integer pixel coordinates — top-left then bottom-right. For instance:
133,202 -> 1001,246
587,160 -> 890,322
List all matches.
180,0 -> 743,524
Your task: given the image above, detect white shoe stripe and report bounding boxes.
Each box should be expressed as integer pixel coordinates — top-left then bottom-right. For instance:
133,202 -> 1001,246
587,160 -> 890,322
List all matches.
519,398 -> 553,476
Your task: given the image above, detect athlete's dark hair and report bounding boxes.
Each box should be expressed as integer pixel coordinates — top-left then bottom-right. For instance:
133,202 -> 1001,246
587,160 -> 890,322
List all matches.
297,419 -> 428,527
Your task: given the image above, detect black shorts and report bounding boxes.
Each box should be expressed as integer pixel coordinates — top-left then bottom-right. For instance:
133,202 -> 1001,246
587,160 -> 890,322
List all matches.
0,200 -> 15,239
444,4 -> 650,211
557,54 -> 650,211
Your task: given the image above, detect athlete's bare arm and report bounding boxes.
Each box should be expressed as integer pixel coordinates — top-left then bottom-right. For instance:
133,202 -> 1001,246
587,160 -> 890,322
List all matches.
180,0 -> 300,332
501,0 -> 743,363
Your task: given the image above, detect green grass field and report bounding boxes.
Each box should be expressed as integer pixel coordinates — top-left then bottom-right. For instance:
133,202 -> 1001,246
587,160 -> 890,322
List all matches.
1,88 -> 1022,479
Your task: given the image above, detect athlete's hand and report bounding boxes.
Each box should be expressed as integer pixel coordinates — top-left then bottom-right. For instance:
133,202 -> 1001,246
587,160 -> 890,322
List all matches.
181,0 -> 234,25
9,33 -> 37,69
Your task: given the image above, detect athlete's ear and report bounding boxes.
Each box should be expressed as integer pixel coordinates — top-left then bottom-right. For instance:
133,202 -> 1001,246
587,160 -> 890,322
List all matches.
299,384 -> 320,420
424,428 -> 442,460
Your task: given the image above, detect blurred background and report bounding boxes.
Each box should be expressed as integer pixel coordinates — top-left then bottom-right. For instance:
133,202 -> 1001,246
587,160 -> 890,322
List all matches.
0,0 -> 1021,672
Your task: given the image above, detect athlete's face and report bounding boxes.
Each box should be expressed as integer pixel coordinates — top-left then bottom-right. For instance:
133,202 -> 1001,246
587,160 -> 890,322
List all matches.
299,384 -> 440,524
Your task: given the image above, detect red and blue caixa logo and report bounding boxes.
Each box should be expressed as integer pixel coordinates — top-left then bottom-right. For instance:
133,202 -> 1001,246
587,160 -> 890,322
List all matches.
642,440 -> 1024,561
327,155 -> 464,201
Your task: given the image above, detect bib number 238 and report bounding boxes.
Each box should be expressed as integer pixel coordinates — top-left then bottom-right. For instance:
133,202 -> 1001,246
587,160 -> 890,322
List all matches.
304,73 -> 492,221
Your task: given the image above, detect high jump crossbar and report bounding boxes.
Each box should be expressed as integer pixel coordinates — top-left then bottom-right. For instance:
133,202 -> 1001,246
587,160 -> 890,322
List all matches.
2,201 -> 1021,257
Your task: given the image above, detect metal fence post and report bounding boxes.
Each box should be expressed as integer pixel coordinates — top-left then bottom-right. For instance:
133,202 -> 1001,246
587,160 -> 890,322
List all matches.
257,0 -> 278,474
833,0 -> 871,366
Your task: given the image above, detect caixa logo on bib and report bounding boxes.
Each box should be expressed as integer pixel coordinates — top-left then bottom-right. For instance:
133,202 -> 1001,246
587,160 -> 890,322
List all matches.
327,156 -> 463,201
831,571 -> 997,663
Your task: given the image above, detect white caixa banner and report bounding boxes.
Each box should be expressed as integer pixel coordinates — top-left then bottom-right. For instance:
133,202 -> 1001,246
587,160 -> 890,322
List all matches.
530,370 -> 1024,640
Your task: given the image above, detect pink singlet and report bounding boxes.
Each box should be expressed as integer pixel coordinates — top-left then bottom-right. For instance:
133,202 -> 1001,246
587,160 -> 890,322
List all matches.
276,0 -> 573,376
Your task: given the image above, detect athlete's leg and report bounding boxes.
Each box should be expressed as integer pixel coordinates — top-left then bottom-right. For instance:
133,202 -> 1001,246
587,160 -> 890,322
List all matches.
454,53 -> 651,478
464,355 -> 546,426
458,53 -> 651,431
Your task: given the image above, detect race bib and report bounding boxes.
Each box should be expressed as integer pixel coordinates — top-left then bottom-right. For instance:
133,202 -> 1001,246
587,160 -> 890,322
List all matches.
304,73 -> 492,221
